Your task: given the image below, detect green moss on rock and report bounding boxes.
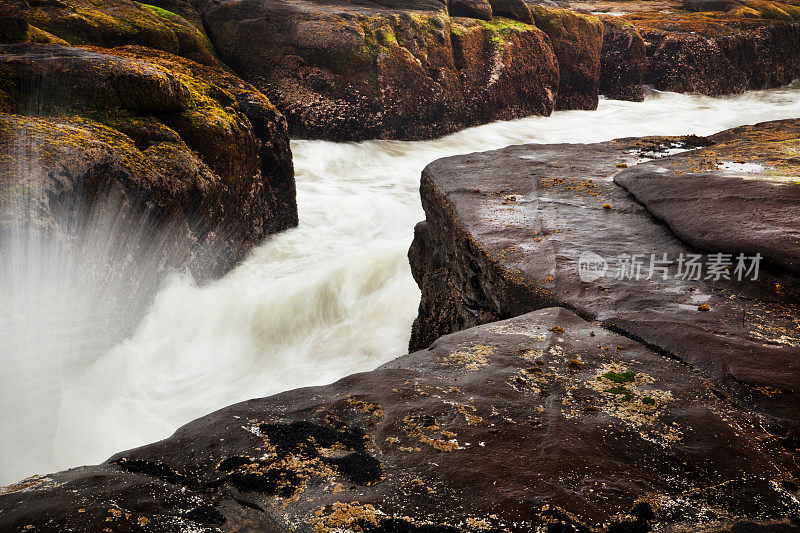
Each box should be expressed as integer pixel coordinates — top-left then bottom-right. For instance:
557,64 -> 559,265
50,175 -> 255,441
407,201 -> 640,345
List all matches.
137,2 -> 177,19
602,371 -> 635,383
605,386 -> 634,401
9,0 -> 218,65
477,16 -> 536,49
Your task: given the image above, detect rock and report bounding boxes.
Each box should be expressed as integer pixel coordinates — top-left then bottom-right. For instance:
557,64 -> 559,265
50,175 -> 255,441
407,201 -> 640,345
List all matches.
450,18 -> 560,121
599,16 -> 645,101
167,0 -> 800,139
529,6 -> 604,110
408,120 -> 800,449
685,0 -> 800,18
198,0 -> 564,140
627,5 -> 800,94
199,0 -> 564,141
0,43 -> 296,280
449,0 -> 493,20
139,0 -> 208,28
487,0 -> 534,21
684,0 -> 741,11
614,120 -> 800,274
2,307 -> 799,531
0,0 -> 218,66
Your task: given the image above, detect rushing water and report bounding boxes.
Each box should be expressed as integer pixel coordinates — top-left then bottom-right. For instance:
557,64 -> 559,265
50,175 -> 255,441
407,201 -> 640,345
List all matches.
2,83 -> 800,485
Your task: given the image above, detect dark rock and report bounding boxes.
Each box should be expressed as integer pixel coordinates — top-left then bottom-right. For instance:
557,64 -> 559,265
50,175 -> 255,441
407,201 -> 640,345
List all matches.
615,120 -> 800,274
2,308 -> 799,531
599,16 -> 645,101
198,0 -> 563,140
408,121 -> 800,449
175,0 -> 800,139
487,0 -> 534,21
0,43 -> 296,280
0,0 -> 218,65
628,7 -> 800,95
529,5 -> 604,110
449,0 -> 493,20
683,0 -> 741,11
682,0 -> 800,15
141,0 -> 208,28
0,14 -> 29,43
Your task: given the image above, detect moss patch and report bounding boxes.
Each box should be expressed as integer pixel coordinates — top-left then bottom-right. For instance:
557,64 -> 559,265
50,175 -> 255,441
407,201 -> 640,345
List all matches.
602,371 -> 635,383
477,16 -> 536,49
18,0 -> 218,65
605,385 -> 634,401
136,2 -> 177,19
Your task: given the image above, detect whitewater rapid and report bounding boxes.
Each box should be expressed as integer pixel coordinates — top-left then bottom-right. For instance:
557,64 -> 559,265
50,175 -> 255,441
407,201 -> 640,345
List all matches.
2,82 -> 800,484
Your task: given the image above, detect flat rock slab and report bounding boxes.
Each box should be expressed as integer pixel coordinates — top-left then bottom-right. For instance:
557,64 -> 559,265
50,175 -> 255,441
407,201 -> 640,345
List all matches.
615,120 -> 800,275
2,308 -> 799,531
409,121 -> 800,451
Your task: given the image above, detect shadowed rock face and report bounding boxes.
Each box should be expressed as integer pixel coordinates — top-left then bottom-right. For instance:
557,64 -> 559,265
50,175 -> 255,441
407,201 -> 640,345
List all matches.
0,43 -> 296,280
198,0 -> 565,140
0,0 -> 218,65
2,308 -> 799,531
408,120 -> 800,454
625,2 -> 800,95
599,16 -> 645,102
190,0 -> 800,139
615,120 -> 800,275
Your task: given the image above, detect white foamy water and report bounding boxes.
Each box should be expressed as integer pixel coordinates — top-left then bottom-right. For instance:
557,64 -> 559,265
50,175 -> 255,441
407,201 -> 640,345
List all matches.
2,82 -> 800,484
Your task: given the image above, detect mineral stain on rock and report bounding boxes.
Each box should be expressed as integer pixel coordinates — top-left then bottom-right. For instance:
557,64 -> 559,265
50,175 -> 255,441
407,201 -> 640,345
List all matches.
217,421 -> 384,495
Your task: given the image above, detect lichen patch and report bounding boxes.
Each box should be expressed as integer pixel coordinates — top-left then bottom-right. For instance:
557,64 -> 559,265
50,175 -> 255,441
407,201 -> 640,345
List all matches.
442,343 -> 497,370
0,475 -> 59,495
311,502 -> 384,533
580,363 -> 681,444
401,415 -> 462,452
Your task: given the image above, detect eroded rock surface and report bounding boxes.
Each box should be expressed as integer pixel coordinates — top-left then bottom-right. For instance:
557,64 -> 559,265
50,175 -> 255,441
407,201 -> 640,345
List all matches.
599,16 -> 645,101
409,120 -> 800,455
625,1 -> 800,94
0,43 -> 296,279
615,120 -> 800,275
2,308 -> 799,531
4,0 -> 800,140
0,0 -> 218,65
198,0 -> 564,140
192,0 -> 800,139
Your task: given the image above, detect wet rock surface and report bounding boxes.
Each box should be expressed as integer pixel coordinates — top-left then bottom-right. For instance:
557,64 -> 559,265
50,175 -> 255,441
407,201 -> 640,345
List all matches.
624,1 -> 800,95
0,43 -> 296,279
198,0 -> 564,140
193,0 -> 800,140
1,1 -> 800,531
0,0 -> 218,65
408,119 -> 800,454
2,307 -> 799,531
615,120 -> 800,275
